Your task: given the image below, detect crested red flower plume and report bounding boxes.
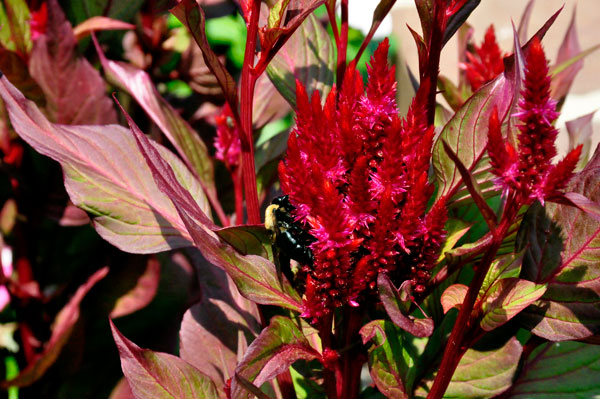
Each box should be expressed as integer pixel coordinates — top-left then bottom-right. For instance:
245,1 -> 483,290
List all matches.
279,39 -> 447,321
487,37 -> 581,205
463,25 -> 505,91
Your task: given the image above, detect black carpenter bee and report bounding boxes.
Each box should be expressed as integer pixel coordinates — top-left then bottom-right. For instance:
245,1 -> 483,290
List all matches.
265,195 -> 314,268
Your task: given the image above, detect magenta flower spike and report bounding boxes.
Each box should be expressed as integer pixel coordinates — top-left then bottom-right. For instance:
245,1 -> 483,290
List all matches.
279,39 -> 447,321
488,37 -> 582,207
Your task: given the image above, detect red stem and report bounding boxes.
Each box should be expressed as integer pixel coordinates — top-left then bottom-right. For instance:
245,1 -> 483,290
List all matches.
427,203 -> 516,399
319,313 -> 338,399
239,0 -> 262,224
233,167 -> 244,225
336,0 -> 349,88
340,308 -> 365,399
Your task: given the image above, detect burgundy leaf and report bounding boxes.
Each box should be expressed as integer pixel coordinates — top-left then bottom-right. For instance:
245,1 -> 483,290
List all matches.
1,267 -> 108,388
378,274 -> 434,338
117,100 -> 303,310
0,76 -> 210,253
110,256 -> 161,319
110,320 -> 220,399
231,316 -> 320,399
566,111 -> 595,167
517,0 -> 535,43
443,0 -> 481,45
93,37 -> 218,215
28,0 -> 116,125
551,9 -> 582,104
179,250 -> 261,396
354,0 -> 396,61
72,16 -> 134,40
170,0 -> 238,112
519,145 -> 600,340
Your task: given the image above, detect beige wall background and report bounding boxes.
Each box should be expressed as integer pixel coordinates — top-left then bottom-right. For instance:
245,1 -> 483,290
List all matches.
390,0 -> 600,154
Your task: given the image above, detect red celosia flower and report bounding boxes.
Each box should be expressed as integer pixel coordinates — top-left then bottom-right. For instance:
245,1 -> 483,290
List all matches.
487,37 -> 581,205
214,104 -> 241,171
30,3 -> 48,41
462,25 -> 505,91
278,39 -> 447,321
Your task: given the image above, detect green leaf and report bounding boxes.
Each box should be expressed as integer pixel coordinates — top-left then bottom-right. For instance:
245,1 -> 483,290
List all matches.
480,278 -> 546,332
518,145 -> 600,341
231,316 -> 320,399
0,0 -> 32,55
508,341 -> 600,398
0,76 -> 209,253
415,337 -> 522,398
268,0 -> 291,29
359,320 -> 409,399
266,14 -> 335,107
480,252 -> 523,296
110,320 -> 220,399
215,225 -> 274,261
433,72 -> 514,201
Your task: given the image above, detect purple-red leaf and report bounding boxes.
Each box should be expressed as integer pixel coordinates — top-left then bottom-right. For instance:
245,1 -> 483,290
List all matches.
170,0 -> 238,112
266,13 -> 335,107
179,250 -> 261,397
378,274 -> 434,338
1,267 -> 108,388
72,16 -> 134,40
93,37 -> 218,215
566,111 -> 595,167
550,9 -> 582,103
117,101 -> 303,310
110,320 -> 220,399
110,256 -> 161,319
215,224 -> 274,260
28,0 -> 116,125
231,316 -> 319,399
519,145 -> 600,340
0,76 -> 210,253
517,0 -> 535,43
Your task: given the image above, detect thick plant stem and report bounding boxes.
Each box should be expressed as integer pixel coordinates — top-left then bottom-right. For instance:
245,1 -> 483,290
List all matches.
319,313 -> 338,399
336,0 -> 349,88
340,308 -> 364,399
421,1 -> 446,126
239,0 -> 261,224
427,214 -> 513,399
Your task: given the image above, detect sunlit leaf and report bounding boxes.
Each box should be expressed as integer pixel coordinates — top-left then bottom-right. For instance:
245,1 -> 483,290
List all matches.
0,0 -> 31,55
94,39 -> 218,210
231,316 -> 320,399
441,284 -> 468,314
72,16 -> 134,39
0,76 -> 210,253
110,256 -> 161,319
